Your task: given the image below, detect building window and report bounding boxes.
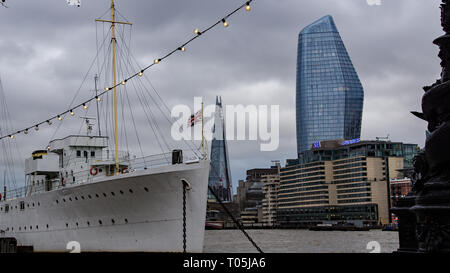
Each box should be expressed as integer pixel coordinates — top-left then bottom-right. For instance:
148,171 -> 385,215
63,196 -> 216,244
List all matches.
20,201 -> 25,211
76,150 -> 81,157
91,151 -> 95,157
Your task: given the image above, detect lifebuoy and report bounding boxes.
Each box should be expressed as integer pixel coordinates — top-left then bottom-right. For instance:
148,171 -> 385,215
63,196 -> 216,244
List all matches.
90,166 -> 98,176
121,167 -> 128,174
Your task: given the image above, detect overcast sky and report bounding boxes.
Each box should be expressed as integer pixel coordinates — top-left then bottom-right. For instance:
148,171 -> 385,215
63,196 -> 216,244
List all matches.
0,0 -> 443,192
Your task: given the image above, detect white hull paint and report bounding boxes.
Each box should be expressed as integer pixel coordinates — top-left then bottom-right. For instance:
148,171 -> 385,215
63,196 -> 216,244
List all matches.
0,160 -> 210,252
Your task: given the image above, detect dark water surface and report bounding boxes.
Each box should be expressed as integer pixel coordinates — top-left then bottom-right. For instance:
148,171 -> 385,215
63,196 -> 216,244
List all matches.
203,229 -> 398,253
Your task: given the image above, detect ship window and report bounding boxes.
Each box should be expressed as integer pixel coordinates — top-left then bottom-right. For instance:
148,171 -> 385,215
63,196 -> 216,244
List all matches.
30,226 -> 32,230
38,202 -> 40,206
91,151 -> 95,157
120,190 -> 124,195
66,223 -> 68,228
99,168 -> 103,173
32,203 -> 35,207
103,193 -> 107,197
76,150 -> 81,157
111,192 -> 115,196
125,219 -> 128,223
111,219 -> 115,224
46,224 -> 49,229
76,222 -> 79,227
19,227 -> 21,231
75,197 -> 78,201
36,225 -> 38,230
4,204 -> 9,213
87,221 -> 90,226
88,195 -> 92,199
83,151 -> 88,158
27,204 -> 29,208
98,220 -> 102,225
129,189 -> 133,194
144,187 -> 149,192
95,194 -> 99,198
56,200 -> 59,204
81,196 -> 85,200
69,197 -> 72,202
20,201 -> 25,211
63,198 -> 66,202
73,177 -> 75,182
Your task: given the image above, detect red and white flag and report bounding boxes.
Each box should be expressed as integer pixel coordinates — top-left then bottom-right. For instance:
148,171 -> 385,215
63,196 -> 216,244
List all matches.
187,110 -> 202,127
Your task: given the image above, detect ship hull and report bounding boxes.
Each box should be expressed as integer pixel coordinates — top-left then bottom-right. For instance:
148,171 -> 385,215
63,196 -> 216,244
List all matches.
0,160 -> 210,252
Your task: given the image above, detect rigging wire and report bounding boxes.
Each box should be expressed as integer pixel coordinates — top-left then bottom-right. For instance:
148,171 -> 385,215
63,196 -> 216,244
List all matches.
0,0 -> 255,141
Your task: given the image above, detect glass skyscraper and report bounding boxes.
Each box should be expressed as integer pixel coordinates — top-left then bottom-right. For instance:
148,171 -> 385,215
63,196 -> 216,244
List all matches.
208,96 -> 232,202
296,15 -> 364,155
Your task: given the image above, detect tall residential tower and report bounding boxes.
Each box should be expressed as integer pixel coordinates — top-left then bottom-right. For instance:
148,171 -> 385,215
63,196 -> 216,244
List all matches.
296,15 -> 364,155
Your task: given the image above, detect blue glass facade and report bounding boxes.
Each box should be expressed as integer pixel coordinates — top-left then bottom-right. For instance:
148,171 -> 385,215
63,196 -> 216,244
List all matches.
208,96 -> 232,202
296,15 -> 364,155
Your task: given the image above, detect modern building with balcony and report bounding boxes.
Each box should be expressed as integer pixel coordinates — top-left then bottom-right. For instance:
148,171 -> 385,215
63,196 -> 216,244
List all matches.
277,139 -> 419,227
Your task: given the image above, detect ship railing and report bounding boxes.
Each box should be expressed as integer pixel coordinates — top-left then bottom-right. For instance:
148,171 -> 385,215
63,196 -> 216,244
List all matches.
1,152 -> 182,201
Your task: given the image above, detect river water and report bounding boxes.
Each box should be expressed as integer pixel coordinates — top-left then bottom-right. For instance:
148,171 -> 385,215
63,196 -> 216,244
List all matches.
203,229 -> 399,253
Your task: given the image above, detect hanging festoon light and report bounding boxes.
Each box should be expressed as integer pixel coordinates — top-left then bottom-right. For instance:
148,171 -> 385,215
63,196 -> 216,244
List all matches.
222,19 -> 229,27
9,135 -> 14,139
0,0 -> 256,140
47,120 -> 52,126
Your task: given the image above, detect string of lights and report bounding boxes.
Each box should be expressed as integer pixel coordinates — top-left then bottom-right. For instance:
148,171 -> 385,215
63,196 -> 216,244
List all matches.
1,0 -> 254,141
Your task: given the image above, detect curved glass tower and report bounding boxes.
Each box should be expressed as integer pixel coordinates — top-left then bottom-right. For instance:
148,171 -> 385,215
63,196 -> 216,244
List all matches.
296,15 -> 364,155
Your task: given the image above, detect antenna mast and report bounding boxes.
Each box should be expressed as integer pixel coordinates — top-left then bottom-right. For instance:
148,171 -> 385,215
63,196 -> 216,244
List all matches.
94,74 -> 101,136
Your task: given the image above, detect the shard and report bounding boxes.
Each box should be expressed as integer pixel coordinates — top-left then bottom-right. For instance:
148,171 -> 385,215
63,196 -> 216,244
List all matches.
208,96 -> 232,202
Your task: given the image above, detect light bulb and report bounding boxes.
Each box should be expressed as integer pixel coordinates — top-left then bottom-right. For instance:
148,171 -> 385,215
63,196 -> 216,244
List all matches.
96,96 -> 101,102
24,129 -> 29,134
10,135 -> 14,139
58,115 -> 62,121
70,110 -> 75,116
154,59 -> 160,64
194,29 -> 201,35
138,71 -> 143,77
222,19 -> 229,27
35,126 -> 39,131
245,3 -> 251,11
121,80 -> 126,85
105,87 -> 110,91
47,120 -> 52,126
83,104 -> 88,110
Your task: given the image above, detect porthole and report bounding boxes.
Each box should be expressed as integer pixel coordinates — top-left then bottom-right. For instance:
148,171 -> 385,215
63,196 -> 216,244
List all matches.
63,198 -> 66,202
56,200 -> 59,204
125,219 -> 128,223
75,197 -> 78,201
36,225 -> 38,230
76,222 -> 79,227
102,193 -> 107,197
69,197 -> 72,201
38,202 -> 40,206
46,224 -> 49,229
32,203 -> 35,207
144,187 -> 149,192
111,219 -> 115,224
120,190 -> 124,195
111,192 -> 115,196
95,194 -> 99,198
129,189 -> 133,194
24,226 -> 26,230
98,220 -> 102,225
81,196 -> 85,200
30,226 -> 32,230
87,221 -> 90,226
66,223 -> 68,228
19,227 -> 21,231
88,195 -> 92,199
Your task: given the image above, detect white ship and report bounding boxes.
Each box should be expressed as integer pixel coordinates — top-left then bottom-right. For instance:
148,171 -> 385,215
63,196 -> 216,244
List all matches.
0,1 -> 210,252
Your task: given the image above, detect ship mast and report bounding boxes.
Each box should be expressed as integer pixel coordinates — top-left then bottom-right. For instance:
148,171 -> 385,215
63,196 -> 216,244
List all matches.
95,0 -> 132,174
